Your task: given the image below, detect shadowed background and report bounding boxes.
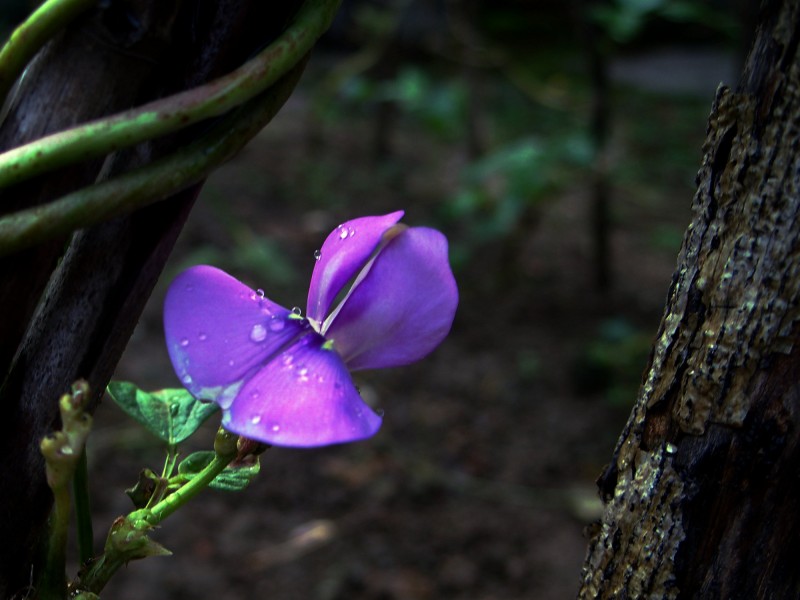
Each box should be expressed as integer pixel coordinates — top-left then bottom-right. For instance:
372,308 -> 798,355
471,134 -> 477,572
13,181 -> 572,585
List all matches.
1,1 -> 746,597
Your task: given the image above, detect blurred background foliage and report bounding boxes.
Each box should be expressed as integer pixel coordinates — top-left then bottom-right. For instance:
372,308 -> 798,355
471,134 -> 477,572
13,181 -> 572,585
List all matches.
1,0 -> 752,597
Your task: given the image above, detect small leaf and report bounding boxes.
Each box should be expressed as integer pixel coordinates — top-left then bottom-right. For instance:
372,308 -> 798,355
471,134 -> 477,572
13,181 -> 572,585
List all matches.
178,451 -> 261,492
107,381 -> 219,444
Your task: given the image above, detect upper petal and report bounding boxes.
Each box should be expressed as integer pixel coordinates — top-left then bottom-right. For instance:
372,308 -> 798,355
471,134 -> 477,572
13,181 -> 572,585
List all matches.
324,226 -> 458,370
306,211 -> 404,323
164,265 -> 307,408
222,332 -> 382,447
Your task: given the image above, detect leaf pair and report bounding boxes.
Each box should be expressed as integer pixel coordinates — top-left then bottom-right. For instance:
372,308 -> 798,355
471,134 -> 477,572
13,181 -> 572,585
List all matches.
107,382 -> 258,492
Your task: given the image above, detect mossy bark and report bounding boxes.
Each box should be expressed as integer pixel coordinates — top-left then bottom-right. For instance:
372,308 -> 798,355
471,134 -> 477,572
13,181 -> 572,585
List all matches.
579,1 -> 800,597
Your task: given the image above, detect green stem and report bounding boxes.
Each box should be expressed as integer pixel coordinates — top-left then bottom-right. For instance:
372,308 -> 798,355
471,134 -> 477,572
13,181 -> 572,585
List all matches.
0,52 -> 308,257
39,483 -> 71,599
0,0 -> 340,190
77,430 -> 238,594
147,453 -> 234,525
0,0 -> 97,105
73,450 -> 94,566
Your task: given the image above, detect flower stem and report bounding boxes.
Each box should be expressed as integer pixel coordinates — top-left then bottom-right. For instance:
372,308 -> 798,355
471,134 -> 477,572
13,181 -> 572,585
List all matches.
0,0 -> 97,105
74,429 -> 238,595
0,0 -> 341,190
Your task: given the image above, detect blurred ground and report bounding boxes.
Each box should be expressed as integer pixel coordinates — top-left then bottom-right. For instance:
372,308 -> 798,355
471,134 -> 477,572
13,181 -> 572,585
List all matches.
86,35 -> 726,599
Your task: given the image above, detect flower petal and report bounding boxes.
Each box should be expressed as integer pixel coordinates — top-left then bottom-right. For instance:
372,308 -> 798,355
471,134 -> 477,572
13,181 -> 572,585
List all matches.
222,332 -> 382,447
306,211 -> 404,323
164,265 -> 307,408
325,226 -> 458,370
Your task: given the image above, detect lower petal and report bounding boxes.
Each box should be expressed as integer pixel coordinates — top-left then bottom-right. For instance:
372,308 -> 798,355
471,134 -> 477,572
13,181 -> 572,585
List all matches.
223,332 -> 382,447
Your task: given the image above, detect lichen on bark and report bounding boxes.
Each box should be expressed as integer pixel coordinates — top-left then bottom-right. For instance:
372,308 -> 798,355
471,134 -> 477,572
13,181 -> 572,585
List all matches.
579,1 -> 800,597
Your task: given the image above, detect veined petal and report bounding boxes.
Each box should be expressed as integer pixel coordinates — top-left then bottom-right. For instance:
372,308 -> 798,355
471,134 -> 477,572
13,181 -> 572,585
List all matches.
222,332 -> 382,447
306,211 -> 404,323
324,227 -> 458,370
164,265 -> 307,408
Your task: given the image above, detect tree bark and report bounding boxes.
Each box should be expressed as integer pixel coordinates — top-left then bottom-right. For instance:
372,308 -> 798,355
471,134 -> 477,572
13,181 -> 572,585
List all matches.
579,1 -> 800,597
0,1 -> 306,595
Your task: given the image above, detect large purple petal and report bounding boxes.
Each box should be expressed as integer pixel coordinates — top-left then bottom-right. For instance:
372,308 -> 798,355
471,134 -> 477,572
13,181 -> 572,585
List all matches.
222,332 -> 382,447
324,227 -> 458,371
306,211 -> 404,324
164,265 -> 307,408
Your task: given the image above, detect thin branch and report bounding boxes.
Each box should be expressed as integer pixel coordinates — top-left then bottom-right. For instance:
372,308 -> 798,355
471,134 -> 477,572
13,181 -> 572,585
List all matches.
0,0 -> 97,105
0,0 -> 339,190
0,56 -> 309,256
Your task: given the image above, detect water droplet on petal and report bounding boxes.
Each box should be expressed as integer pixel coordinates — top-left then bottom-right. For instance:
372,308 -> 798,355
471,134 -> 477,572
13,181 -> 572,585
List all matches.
271,424 -> 280,432
198,332 -> 207,341
349,229 -> 355,237
228,359 -> 236,367
180,338 -> 189,347
338,228 -> 348,240
250,324 -> 267,342
182,374 -> 193,385
256,289 -> 265,298
251,415 -> 262,425
291,306 -> 302,316
313,249 -> 321,260
269,316 -> 285,332
297,367 -> 309,383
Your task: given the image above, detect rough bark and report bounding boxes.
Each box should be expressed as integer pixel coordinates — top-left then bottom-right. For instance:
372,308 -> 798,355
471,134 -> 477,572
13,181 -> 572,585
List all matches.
0,1 -> 306,595
578,1 -> 800,597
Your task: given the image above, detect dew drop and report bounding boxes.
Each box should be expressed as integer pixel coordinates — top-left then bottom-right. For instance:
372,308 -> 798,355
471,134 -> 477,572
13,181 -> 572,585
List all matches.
250,323 -> 267,342
349,229 -> 355,237
269,317 -> 285,332
297,367 -> 309,383
282,354 -> 294,368
182,374 -> 193,385
198,332 -> 207,341
338,228 -> 348,240
170,403 -> 179,416
228,359 -> 235,367
291,306 -> 302,316
61,446 -> 74,456
180,338 -> 189,347
251,415 -> 262,425
271,424 -> 280,432
256,288 -> 265,298
313,249 -> 321,260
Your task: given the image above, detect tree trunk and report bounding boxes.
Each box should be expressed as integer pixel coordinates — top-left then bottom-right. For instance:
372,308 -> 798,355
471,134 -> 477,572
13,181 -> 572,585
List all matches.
0,1 -> 306,595
579,1 -> 800,597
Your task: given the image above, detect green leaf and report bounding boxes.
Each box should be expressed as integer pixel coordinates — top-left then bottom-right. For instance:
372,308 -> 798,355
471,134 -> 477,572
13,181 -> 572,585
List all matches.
107,381 -> 219,444
177,451 -> 261,492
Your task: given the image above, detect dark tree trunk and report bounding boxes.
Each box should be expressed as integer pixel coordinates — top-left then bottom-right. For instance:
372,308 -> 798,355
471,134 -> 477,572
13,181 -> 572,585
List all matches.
0,1 -> 307,595
579,1 -> 800,597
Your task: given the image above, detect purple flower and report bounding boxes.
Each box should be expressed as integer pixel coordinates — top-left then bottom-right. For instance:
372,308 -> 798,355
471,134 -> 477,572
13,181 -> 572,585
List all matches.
163,211 -> 458,447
